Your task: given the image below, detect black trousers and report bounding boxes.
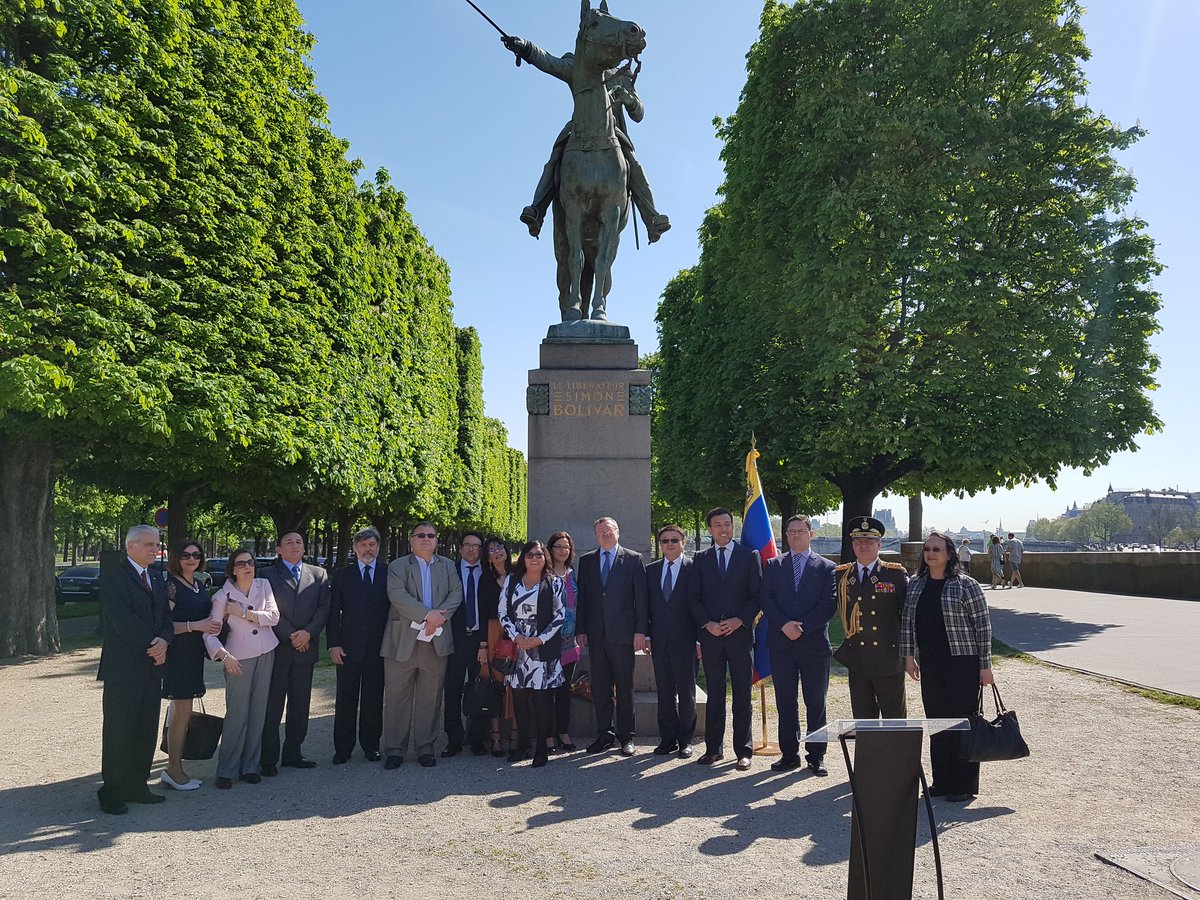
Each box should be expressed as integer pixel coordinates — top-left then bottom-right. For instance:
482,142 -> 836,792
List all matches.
651,642 -> 697,747
919,652 -> 982,795
98,673 -> 162,804
261,645 -> 315,766
770,648 -> 830,762
847,669 -> 907,719
512,687 -> 554,759
443,642 -> 486,749
589,639 -> 635,741
699,632 -> 754,757
333,653 -> 384,757
553,660 -> 577,735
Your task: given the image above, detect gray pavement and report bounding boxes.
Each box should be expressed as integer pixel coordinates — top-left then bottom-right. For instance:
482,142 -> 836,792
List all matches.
986,584 -> 1200,697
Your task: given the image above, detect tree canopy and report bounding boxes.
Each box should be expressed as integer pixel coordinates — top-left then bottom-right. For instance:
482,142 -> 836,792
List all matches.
655,0 -> 1162,559
0,0 -> 525,656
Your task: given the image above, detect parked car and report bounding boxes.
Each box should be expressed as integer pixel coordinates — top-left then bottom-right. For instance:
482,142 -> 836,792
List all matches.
55,565 -> 101,604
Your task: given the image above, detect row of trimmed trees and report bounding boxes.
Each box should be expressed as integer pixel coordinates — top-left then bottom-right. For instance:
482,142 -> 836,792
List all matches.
0,0 -> 524,656
653,0 -> 1162,562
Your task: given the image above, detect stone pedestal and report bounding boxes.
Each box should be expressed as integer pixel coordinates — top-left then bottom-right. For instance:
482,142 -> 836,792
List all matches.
527,329 -> 652,558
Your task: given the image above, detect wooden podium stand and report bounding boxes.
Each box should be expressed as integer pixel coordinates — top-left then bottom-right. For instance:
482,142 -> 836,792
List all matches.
802,718 -> 969,900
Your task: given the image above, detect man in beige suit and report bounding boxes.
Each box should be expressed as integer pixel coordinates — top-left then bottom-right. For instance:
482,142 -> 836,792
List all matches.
381,521 -> 462,768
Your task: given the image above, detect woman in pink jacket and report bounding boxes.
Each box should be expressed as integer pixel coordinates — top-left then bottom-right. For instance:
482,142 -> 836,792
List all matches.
204,548 -> 280,789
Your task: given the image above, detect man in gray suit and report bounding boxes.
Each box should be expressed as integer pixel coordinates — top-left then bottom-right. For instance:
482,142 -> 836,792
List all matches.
260,531 -> 331,776
381,521 -> 462,768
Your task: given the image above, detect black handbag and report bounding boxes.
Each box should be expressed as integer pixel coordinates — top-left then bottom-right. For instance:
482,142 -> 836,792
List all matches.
960,683 -> 1030,763
160,699 -> 224,760
462,673 -> 505,718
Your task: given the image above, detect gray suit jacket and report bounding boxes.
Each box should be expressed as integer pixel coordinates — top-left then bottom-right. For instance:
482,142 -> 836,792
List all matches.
263,559 -> 332,664
382,554 -> 462,661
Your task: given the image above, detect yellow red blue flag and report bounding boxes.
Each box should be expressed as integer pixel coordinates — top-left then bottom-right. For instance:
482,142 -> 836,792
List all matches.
742,439 -> 777,683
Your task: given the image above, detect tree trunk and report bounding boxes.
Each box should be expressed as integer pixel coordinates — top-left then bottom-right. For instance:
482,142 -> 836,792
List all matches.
838,481 -> 882,564
371,516 -> 392,564
772,490 -> 798,525
0,432 -> 60,656
268,505 -> 312,542
335,514 -> 352,570
167,490 -> 190,550
908,494 -> 923,542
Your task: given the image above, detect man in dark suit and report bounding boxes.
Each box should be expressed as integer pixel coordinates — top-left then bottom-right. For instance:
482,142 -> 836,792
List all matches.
687,507 -> 762,769
96,524 -> 173,814
328,526 -> 390,765
645,524 -> 698,758
442,531 -> 488,757
261,531 -> 331,775
833,516 -> 909,719
575,515 -> 648,756
759,514 -> 837,776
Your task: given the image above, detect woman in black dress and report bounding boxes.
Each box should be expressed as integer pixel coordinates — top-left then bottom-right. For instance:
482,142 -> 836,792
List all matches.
160,540 -> 220,791
480,538 -> 513,757
901,531 -> 995,802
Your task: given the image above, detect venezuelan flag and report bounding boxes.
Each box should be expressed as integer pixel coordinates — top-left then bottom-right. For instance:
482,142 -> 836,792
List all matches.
742,440 -> 778,683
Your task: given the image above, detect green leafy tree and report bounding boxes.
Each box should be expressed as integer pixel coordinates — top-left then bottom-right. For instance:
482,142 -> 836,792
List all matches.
1075,500 -> 1133,545
656,0 -> 1162,562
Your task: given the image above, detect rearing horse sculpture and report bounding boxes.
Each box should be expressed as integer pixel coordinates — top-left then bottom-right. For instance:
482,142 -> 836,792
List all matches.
504,1 -> 647,323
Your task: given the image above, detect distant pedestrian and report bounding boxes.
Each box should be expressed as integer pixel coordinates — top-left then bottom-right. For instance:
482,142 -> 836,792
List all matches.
959,539 -> 973,578
989,536 -> 1005,589
1006,533 -> 1025,587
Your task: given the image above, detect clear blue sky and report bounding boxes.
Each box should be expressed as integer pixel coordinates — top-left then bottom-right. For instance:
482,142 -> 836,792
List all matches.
296,0 -> 1198,533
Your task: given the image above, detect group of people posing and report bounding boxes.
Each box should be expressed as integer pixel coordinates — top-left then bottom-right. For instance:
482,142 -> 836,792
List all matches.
96,511 -> 996,814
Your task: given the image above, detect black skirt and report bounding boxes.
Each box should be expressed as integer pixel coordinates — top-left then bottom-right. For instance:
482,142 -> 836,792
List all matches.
162,577 -> 209,700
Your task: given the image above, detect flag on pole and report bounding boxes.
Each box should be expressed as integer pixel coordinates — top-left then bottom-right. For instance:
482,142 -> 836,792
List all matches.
742,437 -> 778,684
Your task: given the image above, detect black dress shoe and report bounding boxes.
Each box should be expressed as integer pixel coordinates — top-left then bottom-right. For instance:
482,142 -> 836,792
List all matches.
735,756 -> 753,771
471,743 -> 488,756
440,745 -> 462,758
332,755 -> 350,765
771,755 -> 803,772
619,741 -> 635,757
364,750 -> 382,762
126,791 -> 166,804
507,749 -> 529,763
281,757 -> 317,769
531,753 -> 548,769
260,764 -> 278,777
926,784 -> 947,797
653,742 -> 678,755
239,773 -> 261,785
384,755 -> 403,770
556,738 -> 578,752
417,754 -> 436,768
215,777 -> 233,790
586,737 -> 615,753
100,799 -> 128,815
677,745 -> 694,759
807,759 -> 828,777
696,752 -> 725,765
946,793 -> 974,802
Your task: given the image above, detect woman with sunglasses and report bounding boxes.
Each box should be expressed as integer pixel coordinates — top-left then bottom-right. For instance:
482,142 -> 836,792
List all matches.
203,548 -> 280,789
546,531 -> 579,753
160,540 -> 222,790
900,530 -> 994,802
480,539 -> 514,756
498,540 -> 565,767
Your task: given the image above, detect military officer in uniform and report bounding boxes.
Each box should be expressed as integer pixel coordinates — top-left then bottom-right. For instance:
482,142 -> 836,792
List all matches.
833,517 -> 909,718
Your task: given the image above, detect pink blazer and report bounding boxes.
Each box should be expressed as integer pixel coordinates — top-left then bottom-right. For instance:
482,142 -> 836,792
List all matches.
204,578 -> 281,661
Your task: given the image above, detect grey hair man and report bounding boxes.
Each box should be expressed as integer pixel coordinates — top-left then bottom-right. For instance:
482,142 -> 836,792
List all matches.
97,525 -> 173,814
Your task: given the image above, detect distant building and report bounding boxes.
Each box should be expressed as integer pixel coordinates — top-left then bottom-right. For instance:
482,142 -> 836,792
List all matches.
1102,487 -> 1198,543
873,509 -> 897,533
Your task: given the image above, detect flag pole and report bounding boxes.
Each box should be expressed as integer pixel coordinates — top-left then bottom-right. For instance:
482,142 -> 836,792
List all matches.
753,680 -> 779,755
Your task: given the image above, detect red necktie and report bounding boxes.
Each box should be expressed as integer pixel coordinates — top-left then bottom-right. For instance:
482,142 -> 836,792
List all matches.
141,570 -> 151,593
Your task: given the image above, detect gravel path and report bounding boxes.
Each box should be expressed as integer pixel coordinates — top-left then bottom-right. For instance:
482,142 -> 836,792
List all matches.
0,648 -> 1196,899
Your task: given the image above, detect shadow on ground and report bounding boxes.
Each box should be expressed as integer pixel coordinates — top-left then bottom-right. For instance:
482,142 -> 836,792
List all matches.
988,607 -> 1118,653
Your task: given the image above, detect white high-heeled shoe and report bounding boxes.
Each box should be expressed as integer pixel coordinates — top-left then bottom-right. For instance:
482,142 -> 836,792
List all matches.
160,771 -> 202,791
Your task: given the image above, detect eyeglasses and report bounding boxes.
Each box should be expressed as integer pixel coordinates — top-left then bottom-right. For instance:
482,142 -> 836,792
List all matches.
461,542 -> 482,549
659,537 -> 681,544
525,552 -> 545,559
922,546 -> 947,553
551,543 -> 570,550
785,529 -> 811,536
179,551 -> 204,560
413,532 -> 437,540
232,559 -> 255,569
487,546 -> 506,554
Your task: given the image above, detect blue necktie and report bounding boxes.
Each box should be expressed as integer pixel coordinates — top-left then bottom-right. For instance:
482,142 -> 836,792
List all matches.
663,560 -> 674,602
792,553 -> 804,591
290,564 -> 301,584
465,565 -> 478,630
601,550 -> 612,585
718,545 -> 727,576
362,563 -> 372,585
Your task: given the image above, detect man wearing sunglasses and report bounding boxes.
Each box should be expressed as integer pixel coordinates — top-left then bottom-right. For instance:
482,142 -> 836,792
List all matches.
261,531 -> 331,775
644,525 -> 698,758
381,522 -> 462,768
